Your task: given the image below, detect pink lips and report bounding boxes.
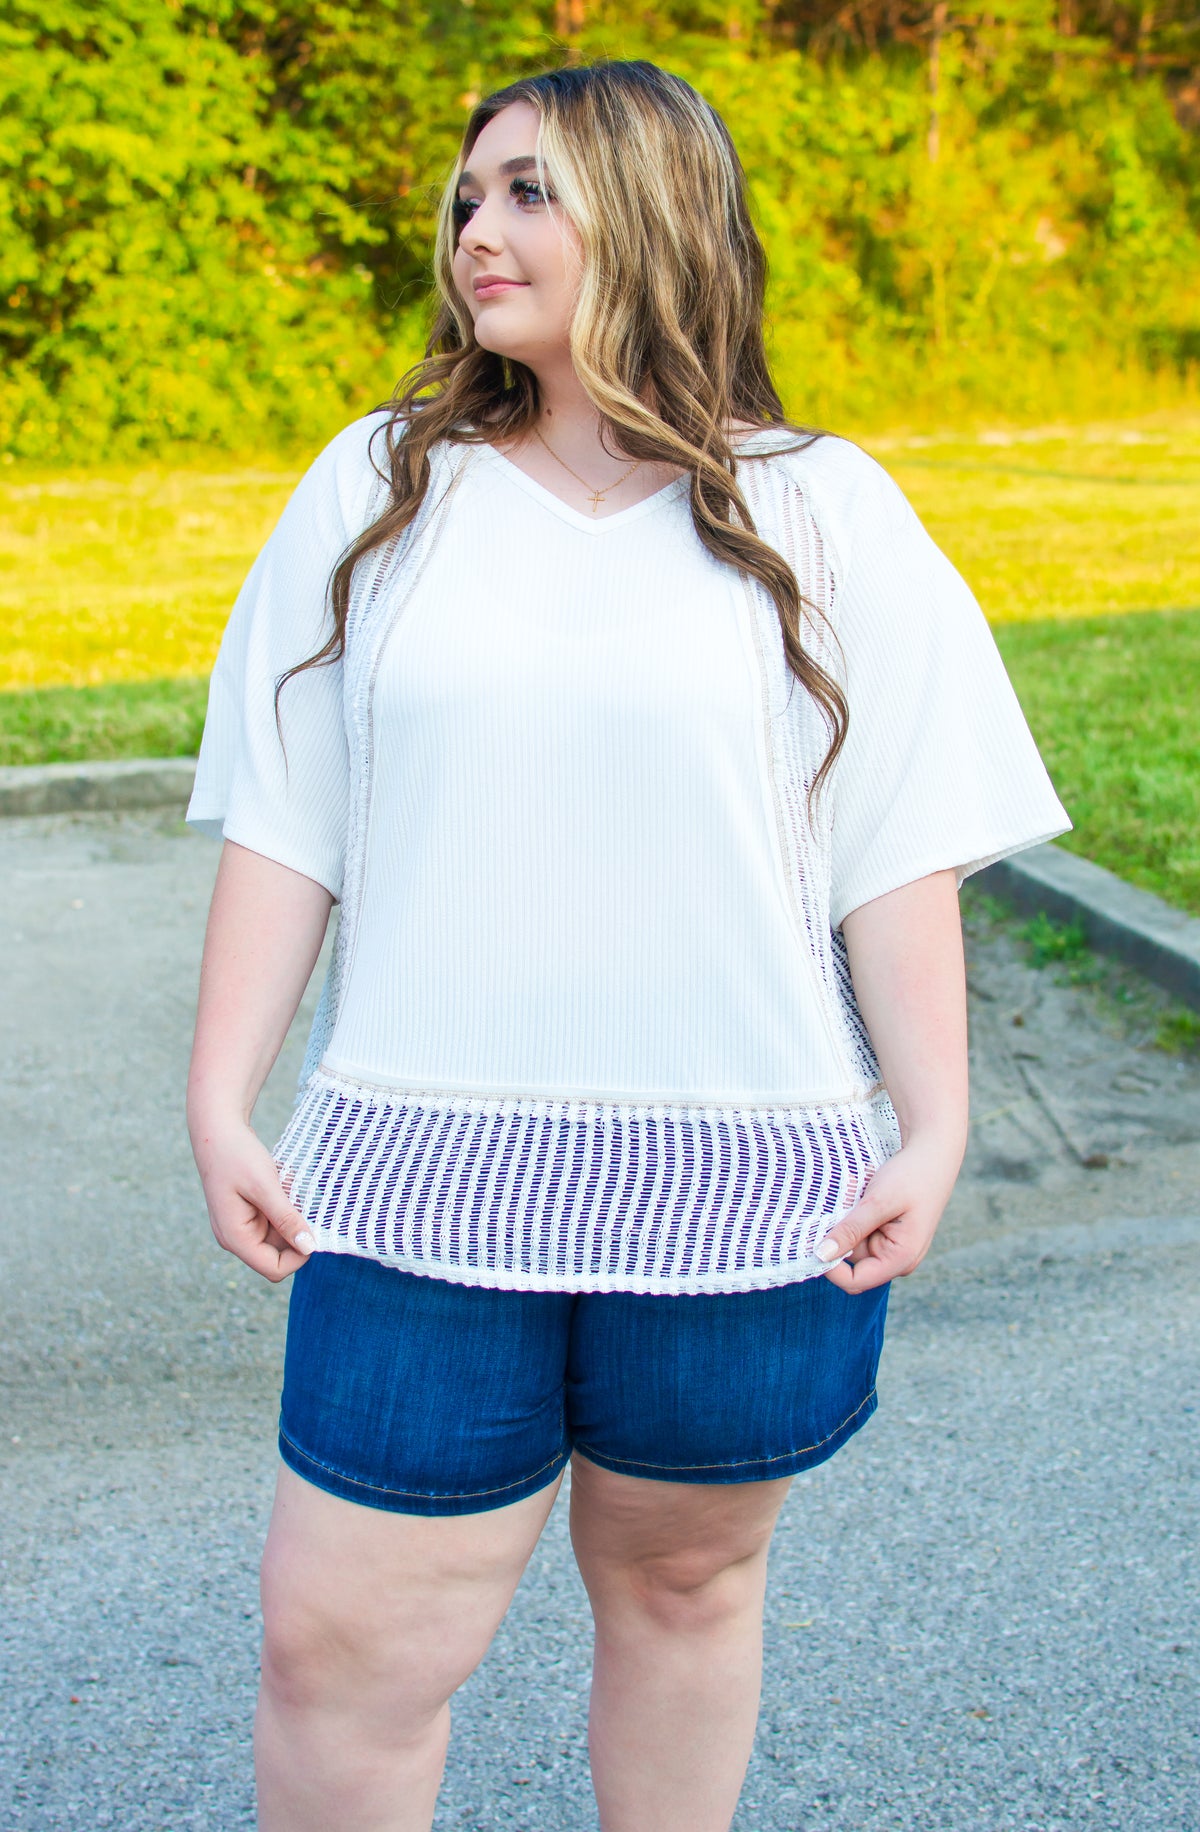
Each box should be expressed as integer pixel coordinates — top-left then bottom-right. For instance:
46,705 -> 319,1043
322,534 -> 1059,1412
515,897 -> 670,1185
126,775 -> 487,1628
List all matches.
473,278 -> 528,299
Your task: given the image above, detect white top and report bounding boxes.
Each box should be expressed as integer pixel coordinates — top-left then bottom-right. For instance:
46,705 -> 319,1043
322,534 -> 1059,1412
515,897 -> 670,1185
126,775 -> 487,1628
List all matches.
189,415 -> 1070,1294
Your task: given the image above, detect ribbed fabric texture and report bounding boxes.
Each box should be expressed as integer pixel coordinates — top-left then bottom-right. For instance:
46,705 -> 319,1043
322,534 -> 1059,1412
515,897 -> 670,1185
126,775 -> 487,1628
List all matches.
189,419 -> 1070,1294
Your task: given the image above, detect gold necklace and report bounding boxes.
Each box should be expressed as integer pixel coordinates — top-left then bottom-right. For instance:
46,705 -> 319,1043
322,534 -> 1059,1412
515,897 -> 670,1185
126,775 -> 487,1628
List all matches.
533,425 -> 642,514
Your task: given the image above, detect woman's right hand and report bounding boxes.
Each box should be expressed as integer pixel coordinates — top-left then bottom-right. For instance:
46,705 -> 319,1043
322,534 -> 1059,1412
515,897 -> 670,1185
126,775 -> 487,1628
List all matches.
186,841 -> 335,1282
190,1111 -> 316,1282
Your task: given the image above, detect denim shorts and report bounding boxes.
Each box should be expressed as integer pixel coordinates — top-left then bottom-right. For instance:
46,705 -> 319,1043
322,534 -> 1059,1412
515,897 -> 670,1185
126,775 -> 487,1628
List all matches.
278,1253 -> 890,1517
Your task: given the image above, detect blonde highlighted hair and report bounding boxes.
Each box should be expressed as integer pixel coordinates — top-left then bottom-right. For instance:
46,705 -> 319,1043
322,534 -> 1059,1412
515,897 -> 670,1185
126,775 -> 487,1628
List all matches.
288,59 -> 848,793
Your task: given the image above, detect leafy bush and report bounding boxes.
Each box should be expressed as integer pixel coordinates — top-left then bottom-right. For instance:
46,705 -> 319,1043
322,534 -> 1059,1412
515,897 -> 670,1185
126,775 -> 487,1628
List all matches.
2,1 -> 1199,455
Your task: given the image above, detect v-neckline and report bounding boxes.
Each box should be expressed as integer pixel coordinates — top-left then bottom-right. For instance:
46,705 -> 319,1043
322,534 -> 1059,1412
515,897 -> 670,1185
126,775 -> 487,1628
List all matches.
475,442 -> 691,535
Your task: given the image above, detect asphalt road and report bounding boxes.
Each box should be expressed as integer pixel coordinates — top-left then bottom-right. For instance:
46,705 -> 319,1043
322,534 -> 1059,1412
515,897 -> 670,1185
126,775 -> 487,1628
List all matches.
1,810 -> 1198,1831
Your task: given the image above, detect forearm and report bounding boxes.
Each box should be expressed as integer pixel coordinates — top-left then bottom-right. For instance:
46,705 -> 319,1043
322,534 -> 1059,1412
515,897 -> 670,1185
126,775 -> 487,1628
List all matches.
815,870 -> 968,1286
841,868 -> 968,1155
187,840 -> 334,1134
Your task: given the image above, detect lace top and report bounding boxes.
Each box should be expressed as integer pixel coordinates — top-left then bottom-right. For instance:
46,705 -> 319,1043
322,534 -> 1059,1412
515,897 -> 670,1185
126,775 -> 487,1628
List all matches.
188,418 -> 1069,1293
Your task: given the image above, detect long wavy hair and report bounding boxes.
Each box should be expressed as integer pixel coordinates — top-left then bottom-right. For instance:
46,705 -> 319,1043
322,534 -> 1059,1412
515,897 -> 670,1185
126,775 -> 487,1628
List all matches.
283,59 -> 848,793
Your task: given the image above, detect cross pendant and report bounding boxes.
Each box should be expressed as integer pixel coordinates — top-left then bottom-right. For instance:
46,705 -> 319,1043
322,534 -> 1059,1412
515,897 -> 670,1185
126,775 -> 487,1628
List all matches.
588,490 -> 605,514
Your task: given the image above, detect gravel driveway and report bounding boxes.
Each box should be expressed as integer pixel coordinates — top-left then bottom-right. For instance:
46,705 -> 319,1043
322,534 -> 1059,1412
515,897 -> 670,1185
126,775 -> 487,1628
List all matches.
1,810 -> 1197,1831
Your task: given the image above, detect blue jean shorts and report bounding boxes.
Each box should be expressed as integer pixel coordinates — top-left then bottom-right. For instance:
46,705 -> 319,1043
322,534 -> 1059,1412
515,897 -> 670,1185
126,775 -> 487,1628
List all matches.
278,1254 -> 890,1517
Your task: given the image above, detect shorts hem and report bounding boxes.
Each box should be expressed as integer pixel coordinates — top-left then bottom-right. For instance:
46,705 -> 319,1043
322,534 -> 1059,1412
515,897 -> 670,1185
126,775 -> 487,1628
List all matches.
571,1387 -> 878,1485
277,1426 -> 570,1518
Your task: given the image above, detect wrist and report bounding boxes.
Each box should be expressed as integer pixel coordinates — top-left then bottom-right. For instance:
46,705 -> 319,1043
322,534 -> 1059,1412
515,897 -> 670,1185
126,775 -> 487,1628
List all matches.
186,1077 -> 255,1140
894,1110 -> 968,1159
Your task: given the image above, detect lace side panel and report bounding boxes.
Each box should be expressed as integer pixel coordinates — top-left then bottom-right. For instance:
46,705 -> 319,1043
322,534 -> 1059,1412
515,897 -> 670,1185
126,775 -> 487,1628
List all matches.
740,462 -> 885,1093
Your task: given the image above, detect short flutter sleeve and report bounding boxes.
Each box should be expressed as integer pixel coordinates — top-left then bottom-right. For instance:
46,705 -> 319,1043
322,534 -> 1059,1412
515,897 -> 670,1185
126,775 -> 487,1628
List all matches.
186,415 -> 388,897
815,445 -> 1071,929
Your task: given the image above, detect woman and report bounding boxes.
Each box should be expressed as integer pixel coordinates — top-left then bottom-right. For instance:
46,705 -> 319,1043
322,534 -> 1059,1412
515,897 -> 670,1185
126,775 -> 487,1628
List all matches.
186,59 -> 1068,1832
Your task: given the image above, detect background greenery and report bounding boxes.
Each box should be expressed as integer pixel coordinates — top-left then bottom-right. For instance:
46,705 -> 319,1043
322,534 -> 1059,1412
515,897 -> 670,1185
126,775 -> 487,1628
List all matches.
3,0 -> 1199,452
1,4 -> 1196,914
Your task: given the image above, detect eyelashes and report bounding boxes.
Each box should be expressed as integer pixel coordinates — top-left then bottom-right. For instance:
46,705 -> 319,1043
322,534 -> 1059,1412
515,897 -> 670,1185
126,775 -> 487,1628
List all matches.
452,176 -> 553,229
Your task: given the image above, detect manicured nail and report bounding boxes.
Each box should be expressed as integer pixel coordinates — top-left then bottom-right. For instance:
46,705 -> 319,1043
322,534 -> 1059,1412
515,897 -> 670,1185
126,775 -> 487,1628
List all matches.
295,1231 -> 316,1254
815,1236 -> 843,1264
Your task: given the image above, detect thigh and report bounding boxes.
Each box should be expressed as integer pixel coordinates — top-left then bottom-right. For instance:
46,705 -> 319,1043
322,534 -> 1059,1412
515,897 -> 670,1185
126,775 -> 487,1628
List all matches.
566,1274 -> 890,1484
280,1253 -> 574,1515
569,1452 -> 791,1586
261,1462 -> 561,1716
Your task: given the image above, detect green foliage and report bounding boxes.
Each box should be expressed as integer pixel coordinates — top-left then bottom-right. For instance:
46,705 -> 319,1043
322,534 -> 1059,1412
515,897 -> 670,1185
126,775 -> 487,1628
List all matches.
2,1 -> 1199,453
996,608 -> 1200,913
1156,1007 -> 1200,1054
0,677 -> 208,765
1020,910 -> 1091,965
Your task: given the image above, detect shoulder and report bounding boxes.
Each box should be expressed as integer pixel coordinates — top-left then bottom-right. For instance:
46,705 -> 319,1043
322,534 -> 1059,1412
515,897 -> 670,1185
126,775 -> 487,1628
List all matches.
297,409 -> 396,529
309,408 -> 471,528
753,432 -> 918,582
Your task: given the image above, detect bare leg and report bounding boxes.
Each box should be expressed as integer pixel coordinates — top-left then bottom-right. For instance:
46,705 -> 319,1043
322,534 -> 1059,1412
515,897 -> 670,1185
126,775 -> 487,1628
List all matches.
255,1463 -> 561,1831
570,1454 -> 791,1832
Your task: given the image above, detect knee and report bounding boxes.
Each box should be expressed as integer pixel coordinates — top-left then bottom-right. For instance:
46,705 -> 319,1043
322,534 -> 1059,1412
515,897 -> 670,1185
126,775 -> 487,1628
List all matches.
259,1569 -> 364,1713
259,1542 -> 496,1725
601,1539 -> 770,1637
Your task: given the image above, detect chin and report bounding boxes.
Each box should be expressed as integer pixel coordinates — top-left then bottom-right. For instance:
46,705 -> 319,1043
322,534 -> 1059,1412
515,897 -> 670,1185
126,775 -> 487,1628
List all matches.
471,325 -> 532,365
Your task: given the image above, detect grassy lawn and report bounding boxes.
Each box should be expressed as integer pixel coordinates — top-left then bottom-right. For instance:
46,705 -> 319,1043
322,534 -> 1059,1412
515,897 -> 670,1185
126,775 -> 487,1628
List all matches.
0,462 -> 296,690
875,408 -> 1200,622
1,410 -> 1197,912
0,676 -> 209,767
996,609 -> 1200,915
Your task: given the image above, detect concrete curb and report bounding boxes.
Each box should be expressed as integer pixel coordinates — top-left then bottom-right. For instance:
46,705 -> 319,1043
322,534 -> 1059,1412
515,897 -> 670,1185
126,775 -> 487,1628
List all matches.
976,842 -> 1200,1012
0,756 -> 197,819
1,760 -> 1197,1012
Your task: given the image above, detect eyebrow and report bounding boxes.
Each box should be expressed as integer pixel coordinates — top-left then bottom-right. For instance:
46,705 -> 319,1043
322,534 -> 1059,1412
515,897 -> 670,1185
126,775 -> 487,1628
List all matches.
457,155 -> 539,189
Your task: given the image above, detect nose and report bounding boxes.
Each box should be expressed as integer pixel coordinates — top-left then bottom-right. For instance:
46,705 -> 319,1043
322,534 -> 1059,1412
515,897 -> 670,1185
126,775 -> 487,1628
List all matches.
458,196 -> 504,259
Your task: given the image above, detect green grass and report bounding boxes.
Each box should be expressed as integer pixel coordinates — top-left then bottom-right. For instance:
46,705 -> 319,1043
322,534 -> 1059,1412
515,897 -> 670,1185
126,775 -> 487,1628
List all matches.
0,460 -> 296,690
1157,1008 -> 1200,1055
1019,911 -> 1090,968
1,413 -> 1197,915
996,608 -> 1200,914
0,677 -> 208,767
875,411 -> 1200,623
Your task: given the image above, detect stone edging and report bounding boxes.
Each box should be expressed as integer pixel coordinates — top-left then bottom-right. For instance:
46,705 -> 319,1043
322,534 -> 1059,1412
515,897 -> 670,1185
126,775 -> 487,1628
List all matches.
2,761 -> 1198,1012
976,843 -> 1200,1012
0,756 -> 198,818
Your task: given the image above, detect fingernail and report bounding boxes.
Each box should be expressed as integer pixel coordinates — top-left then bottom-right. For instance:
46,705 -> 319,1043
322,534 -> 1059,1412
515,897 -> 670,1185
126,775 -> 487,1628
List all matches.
815,1236 -> 843,1264
296,1231 -> 316,1254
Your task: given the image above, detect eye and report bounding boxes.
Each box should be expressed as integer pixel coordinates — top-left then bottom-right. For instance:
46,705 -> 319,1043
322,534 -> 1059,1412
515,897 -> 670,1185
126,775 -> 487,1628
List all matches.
510,177 -> 554,208
451,195 -> 478,229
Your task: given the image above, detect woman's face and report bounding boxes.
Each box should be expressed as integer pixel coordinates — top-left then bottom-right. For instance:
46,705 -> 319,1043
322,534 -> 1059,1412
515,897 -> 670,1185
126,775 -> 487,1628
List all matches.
451,101 -> 582,371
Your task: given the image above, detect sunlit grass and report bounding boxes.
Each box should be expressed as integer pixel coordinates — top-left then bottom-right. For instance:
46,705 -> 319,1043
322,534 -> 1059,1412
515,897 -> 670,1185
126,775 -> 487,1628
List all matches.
0,462 -> 296,690
0,677 -> 208,767
995,608 -> 1200,915
870,407 -> 1200,623
2,409 -> 1198,693
1,411 -> 1196,913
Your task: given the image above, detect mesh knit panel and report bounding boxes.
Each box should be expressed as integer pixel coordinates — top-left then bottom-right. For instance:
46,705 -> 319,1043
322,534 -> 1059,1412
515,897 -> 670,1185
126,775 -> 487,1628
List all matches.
737,458 -> 885,1092
275,1072 -> 901,1295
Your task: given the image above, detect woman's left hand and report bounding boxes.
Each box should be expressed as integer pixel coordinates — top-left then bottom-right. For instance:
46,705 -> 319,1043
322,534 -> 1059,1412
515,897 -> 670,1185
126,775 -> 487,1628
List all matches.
814,1129 -> 964,1293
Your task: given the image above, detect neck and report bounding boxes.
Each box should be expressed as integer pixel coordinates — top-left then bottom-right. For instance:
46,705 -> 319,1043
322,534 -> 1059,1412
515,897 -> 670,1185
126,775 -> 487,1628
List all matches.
524,354 -> 632,464
532,355 -> 594,426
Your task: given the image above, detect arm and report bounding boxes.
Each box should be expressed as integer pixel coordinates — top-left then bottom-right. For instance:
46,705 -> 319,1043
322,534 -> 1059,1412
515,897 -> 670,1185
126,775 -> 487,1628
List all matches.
187,840 -> 334,1282
815,868 -> 968,1292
